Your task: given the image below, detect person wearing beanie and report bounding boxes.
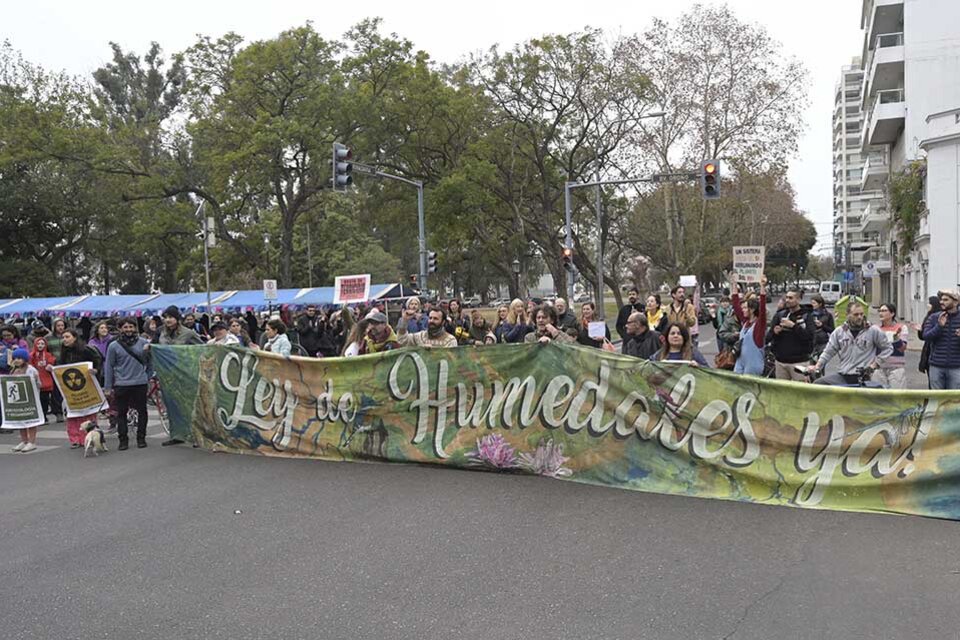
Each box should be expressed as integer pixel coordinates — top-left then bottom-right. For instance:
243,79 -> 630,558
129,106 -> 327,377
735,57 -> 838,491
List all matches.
155,306 -> 203,447
7,347 -> 42,452
105,318 -> 155,450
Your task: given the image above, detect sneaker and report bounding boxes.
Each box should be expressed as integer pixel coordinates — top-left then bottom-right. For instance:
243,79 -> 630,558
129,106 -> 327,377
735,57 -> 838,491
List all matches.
69,443 -> 81,449
137,440 -> 147,449
21,442 -> 37,453
12,442 -> 26,452
118,441 -> 129,451
160,438 -> 184,447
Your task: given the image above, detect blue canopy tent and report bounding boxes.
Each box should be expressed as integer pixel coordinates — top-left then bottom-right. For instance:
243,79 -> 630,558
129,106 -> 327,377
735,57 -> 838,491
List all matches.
0,295 -> 89,318
56,295 -> 160,318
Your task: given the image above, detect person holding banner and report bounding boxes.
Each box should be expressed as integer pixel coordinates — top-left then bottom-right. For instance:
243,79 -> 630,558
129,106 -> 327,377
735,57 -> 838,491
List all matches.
7,348 -> 41,452
58,329 -> 104,448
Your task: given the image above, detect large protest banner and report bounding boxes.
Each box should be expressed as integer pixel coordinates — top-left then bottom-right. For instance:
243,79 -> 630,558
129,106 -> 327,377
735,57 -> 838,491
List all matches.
52,363 -> 106,418
153,343 -> 960,520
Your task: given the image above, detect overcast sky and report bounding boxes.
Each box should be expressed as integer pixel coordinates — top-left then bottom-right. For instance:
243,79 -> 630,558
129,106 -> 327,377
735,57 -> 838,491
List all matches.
4,0 -> 865,253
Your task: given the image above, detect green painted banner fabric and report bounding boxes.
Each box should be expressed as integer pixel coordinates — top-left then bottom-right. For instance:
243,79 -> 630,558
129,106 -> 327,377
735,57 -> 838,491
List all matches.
153,343 -> 960,520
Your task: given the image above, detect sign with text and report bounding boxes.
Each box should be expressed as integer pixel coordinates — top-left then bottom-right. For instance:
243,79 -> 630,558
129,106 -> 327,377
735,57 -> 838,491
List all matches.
333,274 -> 371,305
0,374 -> 45,429
52,363 -> 107,418
154,343 -> 960,521
733,246 -> 765,283
262,279 -> 278,301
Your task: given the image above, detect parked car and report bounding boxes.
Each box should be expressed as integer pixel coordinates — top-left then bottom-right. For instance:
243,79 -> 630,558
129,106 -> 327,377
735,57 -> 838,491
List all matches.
462,295 -> 482,308
573,293 -> 591,304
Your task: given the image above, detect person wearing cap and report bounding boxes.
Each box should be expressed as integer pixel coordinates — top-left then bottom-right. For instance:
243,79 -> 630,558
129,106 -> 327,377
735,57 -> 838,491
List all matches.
6,347 -> 41,452
922,289 -> 960,390
157,306 -> 204,346
27,320 -> 49,350
397,308 -> 458,348
207,322 -> 240,346
360,311 -> 399,354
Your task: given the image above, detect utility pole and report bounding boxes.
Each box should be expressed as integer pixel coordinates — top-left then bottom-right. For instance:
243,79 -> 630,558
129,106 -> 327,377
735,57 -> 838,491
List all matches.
198,200 -> 212,313
595,178 -> 604,316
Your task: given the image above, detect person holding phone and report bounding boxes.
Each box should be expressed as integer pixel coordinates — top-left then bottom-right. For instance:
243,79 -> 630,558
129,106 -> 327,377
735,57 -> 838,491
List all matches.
766,286 -> 815,381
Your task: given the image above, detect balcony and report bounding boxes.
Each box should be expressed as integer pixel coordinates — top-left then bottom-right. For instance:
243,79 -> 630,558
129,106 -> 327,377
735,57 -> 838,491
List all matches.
860,151 -> 889,191
862,0 -> 904,50
864,33 -> 904,100
859,201 -> 889,234
863,88 -> 905,147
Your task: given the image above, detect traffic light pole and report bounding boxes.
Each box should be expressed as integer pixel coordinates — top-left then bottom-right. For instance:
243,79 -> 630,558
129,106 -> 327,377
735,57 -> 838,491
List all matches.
351,162 -> 427,291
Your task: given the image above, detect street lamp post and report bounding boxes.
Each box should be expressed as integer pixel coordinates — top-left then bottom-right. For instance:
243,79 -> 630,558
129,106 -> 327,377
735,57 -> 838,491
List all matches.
512,259 -> 521,297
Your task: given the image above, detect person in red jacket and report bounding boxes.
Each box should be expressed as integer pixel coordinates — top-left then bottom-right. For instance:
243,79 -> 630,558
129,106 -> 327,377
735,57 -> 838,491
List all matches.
29,336 -> 57,420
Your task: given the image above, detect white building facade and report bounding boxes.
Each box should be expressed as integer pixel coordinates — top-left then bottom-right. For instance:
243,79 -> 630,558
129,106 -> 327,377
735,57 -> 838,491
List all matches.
854,0 -> 960,322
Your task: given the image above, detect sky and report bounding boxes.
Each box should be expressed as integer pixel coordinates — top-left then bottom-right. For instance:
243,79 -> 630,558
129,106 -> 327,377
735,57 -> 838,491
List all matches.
3,0 -> 866,254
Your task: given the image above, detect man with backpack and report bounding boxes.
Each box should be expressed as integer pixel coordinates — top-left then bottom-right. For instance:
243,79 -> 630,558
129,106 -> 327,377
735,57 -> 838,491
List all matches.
104,318 -> 153,450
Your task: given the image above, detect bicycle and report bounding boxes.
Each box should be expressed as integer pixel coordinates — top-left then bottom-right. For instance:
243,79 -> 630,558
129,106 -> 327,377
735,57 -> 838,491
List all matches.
122,377 -> 170,437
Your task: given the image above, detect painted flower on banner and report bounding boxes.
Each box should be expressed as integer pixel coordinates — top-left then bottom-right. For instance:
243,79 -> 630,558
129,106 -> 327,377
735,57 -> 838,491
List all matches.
519,438 -> 573,478
466,434 -> 518,470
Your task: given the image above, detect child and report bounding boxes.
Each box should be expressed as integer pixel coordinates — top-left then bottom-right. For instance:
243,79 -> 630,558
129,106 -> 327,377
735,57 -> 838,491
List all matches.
8,348 -> 41,452
29,337 -> 57,420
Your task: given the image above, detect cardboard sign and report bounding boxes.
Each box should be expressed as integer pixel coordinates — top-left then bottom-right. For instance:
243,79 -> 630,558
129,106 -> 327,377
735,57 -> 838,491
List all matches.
262,279 -> 278,301
587,321 -> 607,340
52,363 -> 107,418
732,246 -> 765,283
333,274 -> 371,305
679,275 -> 697,288
0,374 -> 45,429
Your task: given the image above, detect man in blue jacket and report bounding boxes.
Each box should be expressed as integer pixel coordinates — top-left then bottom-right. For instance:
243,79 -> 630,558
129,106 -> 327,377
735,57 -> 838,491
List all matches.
105,318 -> 154,450
922,289 -> 960,390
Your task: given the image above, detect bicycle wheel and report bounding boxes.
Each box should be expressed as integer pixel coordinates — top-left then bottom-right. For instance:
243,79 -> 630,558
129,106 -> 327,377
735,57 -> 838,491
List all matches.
151,388 -> 170,435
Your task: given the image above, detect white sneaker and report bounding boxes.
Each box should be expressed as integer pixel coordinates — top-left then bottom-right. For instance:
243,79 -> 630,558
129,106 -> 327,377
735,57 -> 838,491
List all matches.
21,442 -> 37,453
12,442 -> 26,452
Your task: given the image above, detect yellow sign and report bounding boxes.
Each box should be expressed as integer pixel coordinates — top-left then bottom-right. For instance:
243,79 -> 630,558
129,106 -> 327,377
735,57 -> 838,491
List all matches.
52,363 -> 106,418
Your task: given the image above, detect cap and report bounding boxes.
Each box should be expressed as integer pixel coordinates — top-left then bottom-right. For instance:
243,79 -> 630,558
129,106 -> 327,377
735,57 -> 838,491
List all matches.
366,311 -> 388,323
210,321 -> 228,332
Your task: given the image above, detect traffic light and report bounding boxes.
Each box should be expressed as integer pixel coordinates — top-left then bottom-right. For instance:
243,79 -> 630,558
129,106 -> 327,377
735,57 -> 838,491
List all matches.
332,142 -> 353,192
562,246 -> 574,271
700,159 -> 720,200
427,251 -> 438,273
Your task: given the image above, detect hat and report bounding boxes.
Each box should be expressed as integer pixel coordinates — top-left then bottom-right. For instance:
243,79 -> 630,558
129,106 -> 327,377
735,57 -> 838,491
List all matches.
12,348 -> 29,361
162,305 -> 181,320
938,290 -> 960,302
211,321 -> 228,332
31,320 -> 46,331
366,311 -> 388,323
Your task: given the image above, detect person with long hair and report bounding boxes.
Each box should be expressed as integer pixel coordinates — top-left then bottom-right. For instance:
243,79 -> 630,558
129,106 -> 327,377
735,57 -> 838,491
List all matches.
59,329 -> 104,448
917,295 -> 941,386
524,305 -> 575,344
654,322 -> 709,367
499,299 -> 532,343
492,305 -> 509,342
809,294 -> 835,359
728,274 -> 767,376
89,321 -> 114,360
576,301 -> 610,348
876,302 -> 908,389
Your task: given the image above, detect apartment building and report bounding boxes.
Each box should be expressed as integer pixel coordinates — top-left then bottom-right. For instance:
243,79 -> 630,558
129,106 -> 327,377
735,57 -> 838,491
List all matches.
832,58 -> 883,274
856,0 -> 960,322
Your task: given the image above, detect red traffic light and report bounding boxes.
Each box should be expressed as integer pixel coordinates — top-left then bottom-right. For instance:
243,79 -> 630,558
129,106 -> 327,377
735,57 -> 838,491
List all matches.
562,247 -> 573,258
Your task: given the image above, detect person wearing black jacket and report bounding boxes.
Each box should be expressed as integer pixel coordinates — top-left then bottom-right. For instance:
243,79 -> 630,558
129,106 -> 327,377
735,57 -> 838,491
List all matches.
809,294 -> 835,358
622,312 -> 660,360
918,295 -> 940,385
615,288 -> 643,342
765,287 -> 815,381
295,305 -> 324,357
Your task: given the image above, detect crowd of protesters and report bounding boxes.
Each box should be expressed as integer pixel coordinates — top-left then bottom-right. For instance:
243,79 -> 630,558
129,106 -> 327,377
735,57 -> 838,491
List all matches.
3,279 -> 960,452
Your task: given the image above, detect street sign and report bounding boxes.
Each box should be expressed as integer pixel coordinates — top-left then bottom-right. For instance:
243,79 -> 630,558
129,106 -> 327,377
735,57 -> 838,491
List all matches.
862,261 -> 878,278
843,271 -> 855,282
263,279 -> 278,301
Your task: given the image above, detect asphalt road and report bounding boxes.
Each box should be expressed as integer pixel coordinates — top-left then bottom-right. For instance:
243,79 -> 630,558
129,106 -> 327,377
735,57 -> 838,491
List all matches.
2,324 -> 952,640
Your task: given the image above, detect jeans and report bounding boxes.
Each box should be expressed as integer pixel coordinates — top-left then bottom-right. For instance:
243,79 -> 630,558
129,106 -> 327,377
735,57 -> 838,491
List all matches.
115,384 -> 148,442
928,365 -> 960,390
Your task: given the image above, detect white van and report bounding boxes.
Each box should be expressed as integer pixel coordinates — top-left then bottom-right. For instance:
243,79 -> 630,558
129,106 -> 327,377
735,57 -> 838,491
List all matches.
818,281 -> 842,305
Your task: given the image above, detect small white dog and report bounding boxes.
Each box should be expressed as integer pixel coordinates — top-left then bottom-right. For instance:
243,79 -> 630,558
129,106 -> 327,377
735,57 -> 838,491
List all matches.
81,421 -> 108,458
